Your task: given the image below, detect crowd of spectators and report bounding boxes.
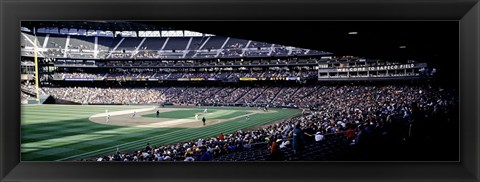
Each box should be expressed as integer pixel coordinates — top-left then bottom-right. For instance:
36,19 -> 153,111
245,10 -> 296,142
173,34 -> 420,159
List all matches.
290,49 -> 307,56
85,58 -> 319,68
88,87 -> 167,105
271,47 -> 289,56
254,86 -> 282,104
42,87 -> 92,104
21,92 -> 33,101
21,82 -> 46,95
234,71 -> 264,78
58,72 -> 105,79
167,72 -> 186,80
151,72 -> 171,80
220,49 -> 243,57
39,83 -> 457,114
83,83 -> 456,161
270,87 -> 300,107
134,50 -> 159,59
237,86 -> 267,104
42,87 -> 167,104
161,87 -> 191,104
39,75 -> 457,119
210,87 -> 238,103
243,50 -> 270,57
110,52 -> 132,59
288,86 -> 319,107
220,87 -> 252,103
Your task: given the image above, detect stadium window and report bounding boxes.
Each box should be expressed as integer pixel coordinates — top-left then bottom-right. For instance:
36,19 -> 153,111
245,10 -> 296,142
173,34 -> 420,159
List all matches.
49,27 -> 59,34
69,28 -> 78,35
161,30 -> 184,37
87,30 -> 96,36
104,31 -> 114,37
78,29 -> 87,36
184,30 -> 203,37
139,31 -> 161,37
115,31 -> 137,37
21,27 -> 31,32
97,30 -> 106,36
37,27 -> 47,33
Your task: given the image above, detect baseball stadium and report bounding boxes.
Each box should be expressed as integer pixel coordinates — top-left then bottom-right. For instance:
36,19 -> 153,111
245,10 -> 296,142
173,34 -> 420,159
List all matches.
20,21 -> 459,161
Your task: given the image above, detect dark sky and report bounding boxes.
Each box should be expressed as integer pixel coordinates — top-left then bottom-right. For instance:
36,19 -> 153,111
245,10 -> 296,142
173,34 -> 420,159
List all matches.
144,21 -> 458,85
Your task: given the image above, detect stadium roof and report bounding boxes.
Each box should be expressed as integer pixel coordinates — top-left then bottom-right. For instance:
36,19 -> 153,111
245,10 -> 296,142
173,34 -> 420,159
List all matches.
21,21 -> 457,78
21,21 -> 176,32
21,21 -> 457,62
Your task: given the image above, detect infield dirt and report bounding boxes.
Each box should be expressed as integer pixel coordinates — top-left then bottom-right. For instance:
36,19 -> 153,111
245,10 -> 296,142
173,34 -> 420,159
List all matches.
89,107 -> 276,128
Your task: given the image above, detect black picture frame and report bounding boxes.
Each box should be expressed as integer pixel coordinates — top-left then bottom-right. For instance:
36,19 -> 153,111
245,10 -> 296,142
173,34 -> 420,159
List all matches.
1,0 -> 479,181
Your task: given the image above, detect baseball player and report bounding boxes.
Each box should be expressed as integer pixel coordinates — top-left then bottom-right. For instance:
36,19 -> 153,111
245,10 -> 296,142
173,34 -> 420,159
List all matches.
131,111 -> 136,119
195,114 -> 199,121
106,114 -> 110,123
204,108 -> 208,113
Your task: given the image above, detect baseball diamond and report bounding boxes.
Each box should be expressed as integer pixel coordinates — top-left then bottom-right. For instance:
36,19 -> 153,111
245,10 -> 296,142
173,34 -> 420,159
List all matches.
20,21 -> 458,162
21,105 -> 300,161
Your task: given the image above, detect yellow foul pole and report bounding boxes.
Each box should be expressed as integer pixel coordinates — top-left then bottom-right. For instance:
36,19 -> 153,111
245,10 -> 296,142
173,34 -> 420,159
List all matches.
33,30 -> 40,104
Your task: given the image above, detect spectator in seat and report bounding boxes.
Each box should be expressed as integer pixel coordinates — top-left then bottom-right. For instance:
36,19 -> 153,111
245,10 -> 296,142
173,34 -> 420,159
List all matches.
184,153 -> 195,162
315,131 -> 324,142
184,148 -> 193,158
199,148 -> 214,161
279,139 -> 290,149
353,125 -> 369,160
345,124 -> 357,144
218,133 -> 224,141
292,123 -> 305,155
145,143 -> 152,151
267,139 -> 285,161
303,123 -> 316,143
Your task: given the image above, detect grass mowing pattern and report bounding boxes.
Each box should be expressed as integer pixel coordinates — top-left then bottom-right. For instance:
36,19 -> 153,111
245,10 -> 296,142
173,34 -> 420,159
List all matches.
21,105 -> 182,161
21,105 -> 300,161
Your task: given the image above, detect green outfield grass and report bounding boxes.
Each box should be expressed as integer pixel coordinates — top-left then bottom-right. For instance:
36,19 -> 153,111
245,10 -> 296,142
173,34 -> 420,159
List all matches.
21,105 -> 301,161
